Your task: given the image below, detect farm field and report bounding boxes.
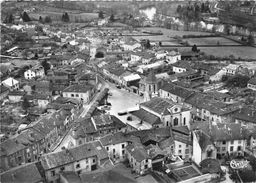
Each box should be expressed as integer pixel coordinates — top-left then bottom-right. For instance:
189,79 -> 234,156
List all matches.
179,47 -> 256,59
138,27 -> 212,37
184,37 -> 241,46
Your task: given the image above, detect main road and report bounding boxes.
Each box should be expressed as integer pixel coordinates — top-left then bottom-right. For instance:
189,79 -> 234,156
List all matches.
53,71 -> 143,152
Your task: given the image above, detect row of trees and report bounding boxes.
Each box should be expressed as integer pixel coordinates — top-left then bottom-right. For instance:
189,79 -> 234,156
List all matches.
4,11 -> 31,24
176,2 -> 211,22
39,12 -> 69,24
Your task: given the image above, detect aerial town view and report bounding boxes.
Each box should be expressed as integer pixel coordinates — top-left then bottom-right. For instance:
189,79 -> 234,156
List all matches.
0,0 -> 256,182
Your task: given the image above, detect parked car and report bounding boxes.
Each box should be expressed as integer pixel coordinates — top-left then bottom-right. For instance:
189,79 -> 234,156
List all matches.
118,111 -> 128,116
97,105 -> 111,111
127,116 -> 132,121
106,102 -> 112,106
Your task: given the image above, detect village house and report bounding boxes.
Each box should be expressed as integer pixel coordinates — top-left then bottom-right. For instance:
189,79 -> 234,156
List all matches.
0,162 -> 46,183
99,132 -> 130,163
121,40 -> 141,51
185,92 -> 240,123
102,64 -> 126,85
0,109 -> 72,171
0,85 -> 9,101
159,81 -> 195,104
233,106 -> 256,127
155,50 -> 167,60
223,64 -> 240,76
1,77 -> 19,91
209,68 -> 226,82
121,73 -> 141,89
192,130 -> 217,165
62,84 -> 95,104
247,77 -> 256,91
172,126 -> 193,160
165,50 -> 181,64
8,90 -> 25,103
172,61 -> 191,73
40,141 -> 109,183
24,65 -> 45,80
131,97 -> 191,129
192,122 -> 247,159
67,114 -> 127,148
126,143 -> 152,175
35,80 -> 51,95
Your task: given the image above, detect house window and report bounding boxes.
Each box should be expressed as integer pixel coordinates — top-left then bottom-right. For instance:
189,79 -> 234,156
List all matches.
231,141 -> 234,145
173,118 -> 179,126
145,159 -> 148,163
93,159 -> 96,163
222,141 -> 226,145
217,147 -> 220,152
71,94 -> 74,97
179,145 -> 182,148
178,150 -> 182,153
113,149 -> 115,153
106,147 -> 109,151
78,140 -> 82,145
237,146 -> 241,151
76,94 -> 79,97
230,146 -> 233,152
144,164 -> 148,169
183,118 -> 186,125
122,150 -> 125,155
222,147 -> 226,151
122,144 -> 125,148
76,164 -> 80,169
18,156 -> 22,161
51,170 -> 55,176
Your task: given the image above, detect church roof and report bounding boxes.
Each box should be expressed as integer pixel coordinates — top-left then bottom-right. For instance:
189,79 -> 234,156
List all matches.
145,71 -> 157,84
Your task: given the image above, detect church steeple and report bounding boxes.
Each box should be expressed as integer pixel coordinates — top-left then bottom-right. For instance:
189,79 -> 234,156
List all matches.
144,70 -> 158,101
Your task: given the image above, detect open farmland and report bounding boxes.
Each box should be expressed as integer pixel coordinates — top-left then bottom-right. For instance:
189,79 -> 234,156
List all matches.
179,47 -> 256,59
184,37 -> 241,46
138,27 -> 212,37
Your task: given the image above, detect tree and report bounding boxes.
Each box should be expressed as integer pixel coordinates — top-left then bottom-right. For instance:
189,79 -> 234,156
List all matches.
247,35 -> 255,46
226,75 -> 250,88
62,12 -> 70,22
44,16 -> 52,23
145,40 -> 151,49
95,52 -> 104,58
6,14 -> 14,24
192,44 -> 198,52
109,14 -> 114,22
98,11 -> 104,19
35,25 -> 43,33
22,97 -> 30,111
41,60 -> 51,74
39,16 -> 43,23
22,12 -> 31,22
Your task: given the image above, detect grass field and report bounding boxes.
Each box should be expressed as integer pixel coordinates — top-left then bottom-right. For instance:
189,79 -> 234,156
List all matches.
179,47 -> 256,59
138,27 -> 212,37
184,37 -> 241,46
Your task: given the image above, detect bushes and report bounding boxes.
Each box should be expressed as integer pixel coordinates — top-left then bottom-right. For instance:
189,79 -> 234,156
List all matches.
182,34 -> 218,38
